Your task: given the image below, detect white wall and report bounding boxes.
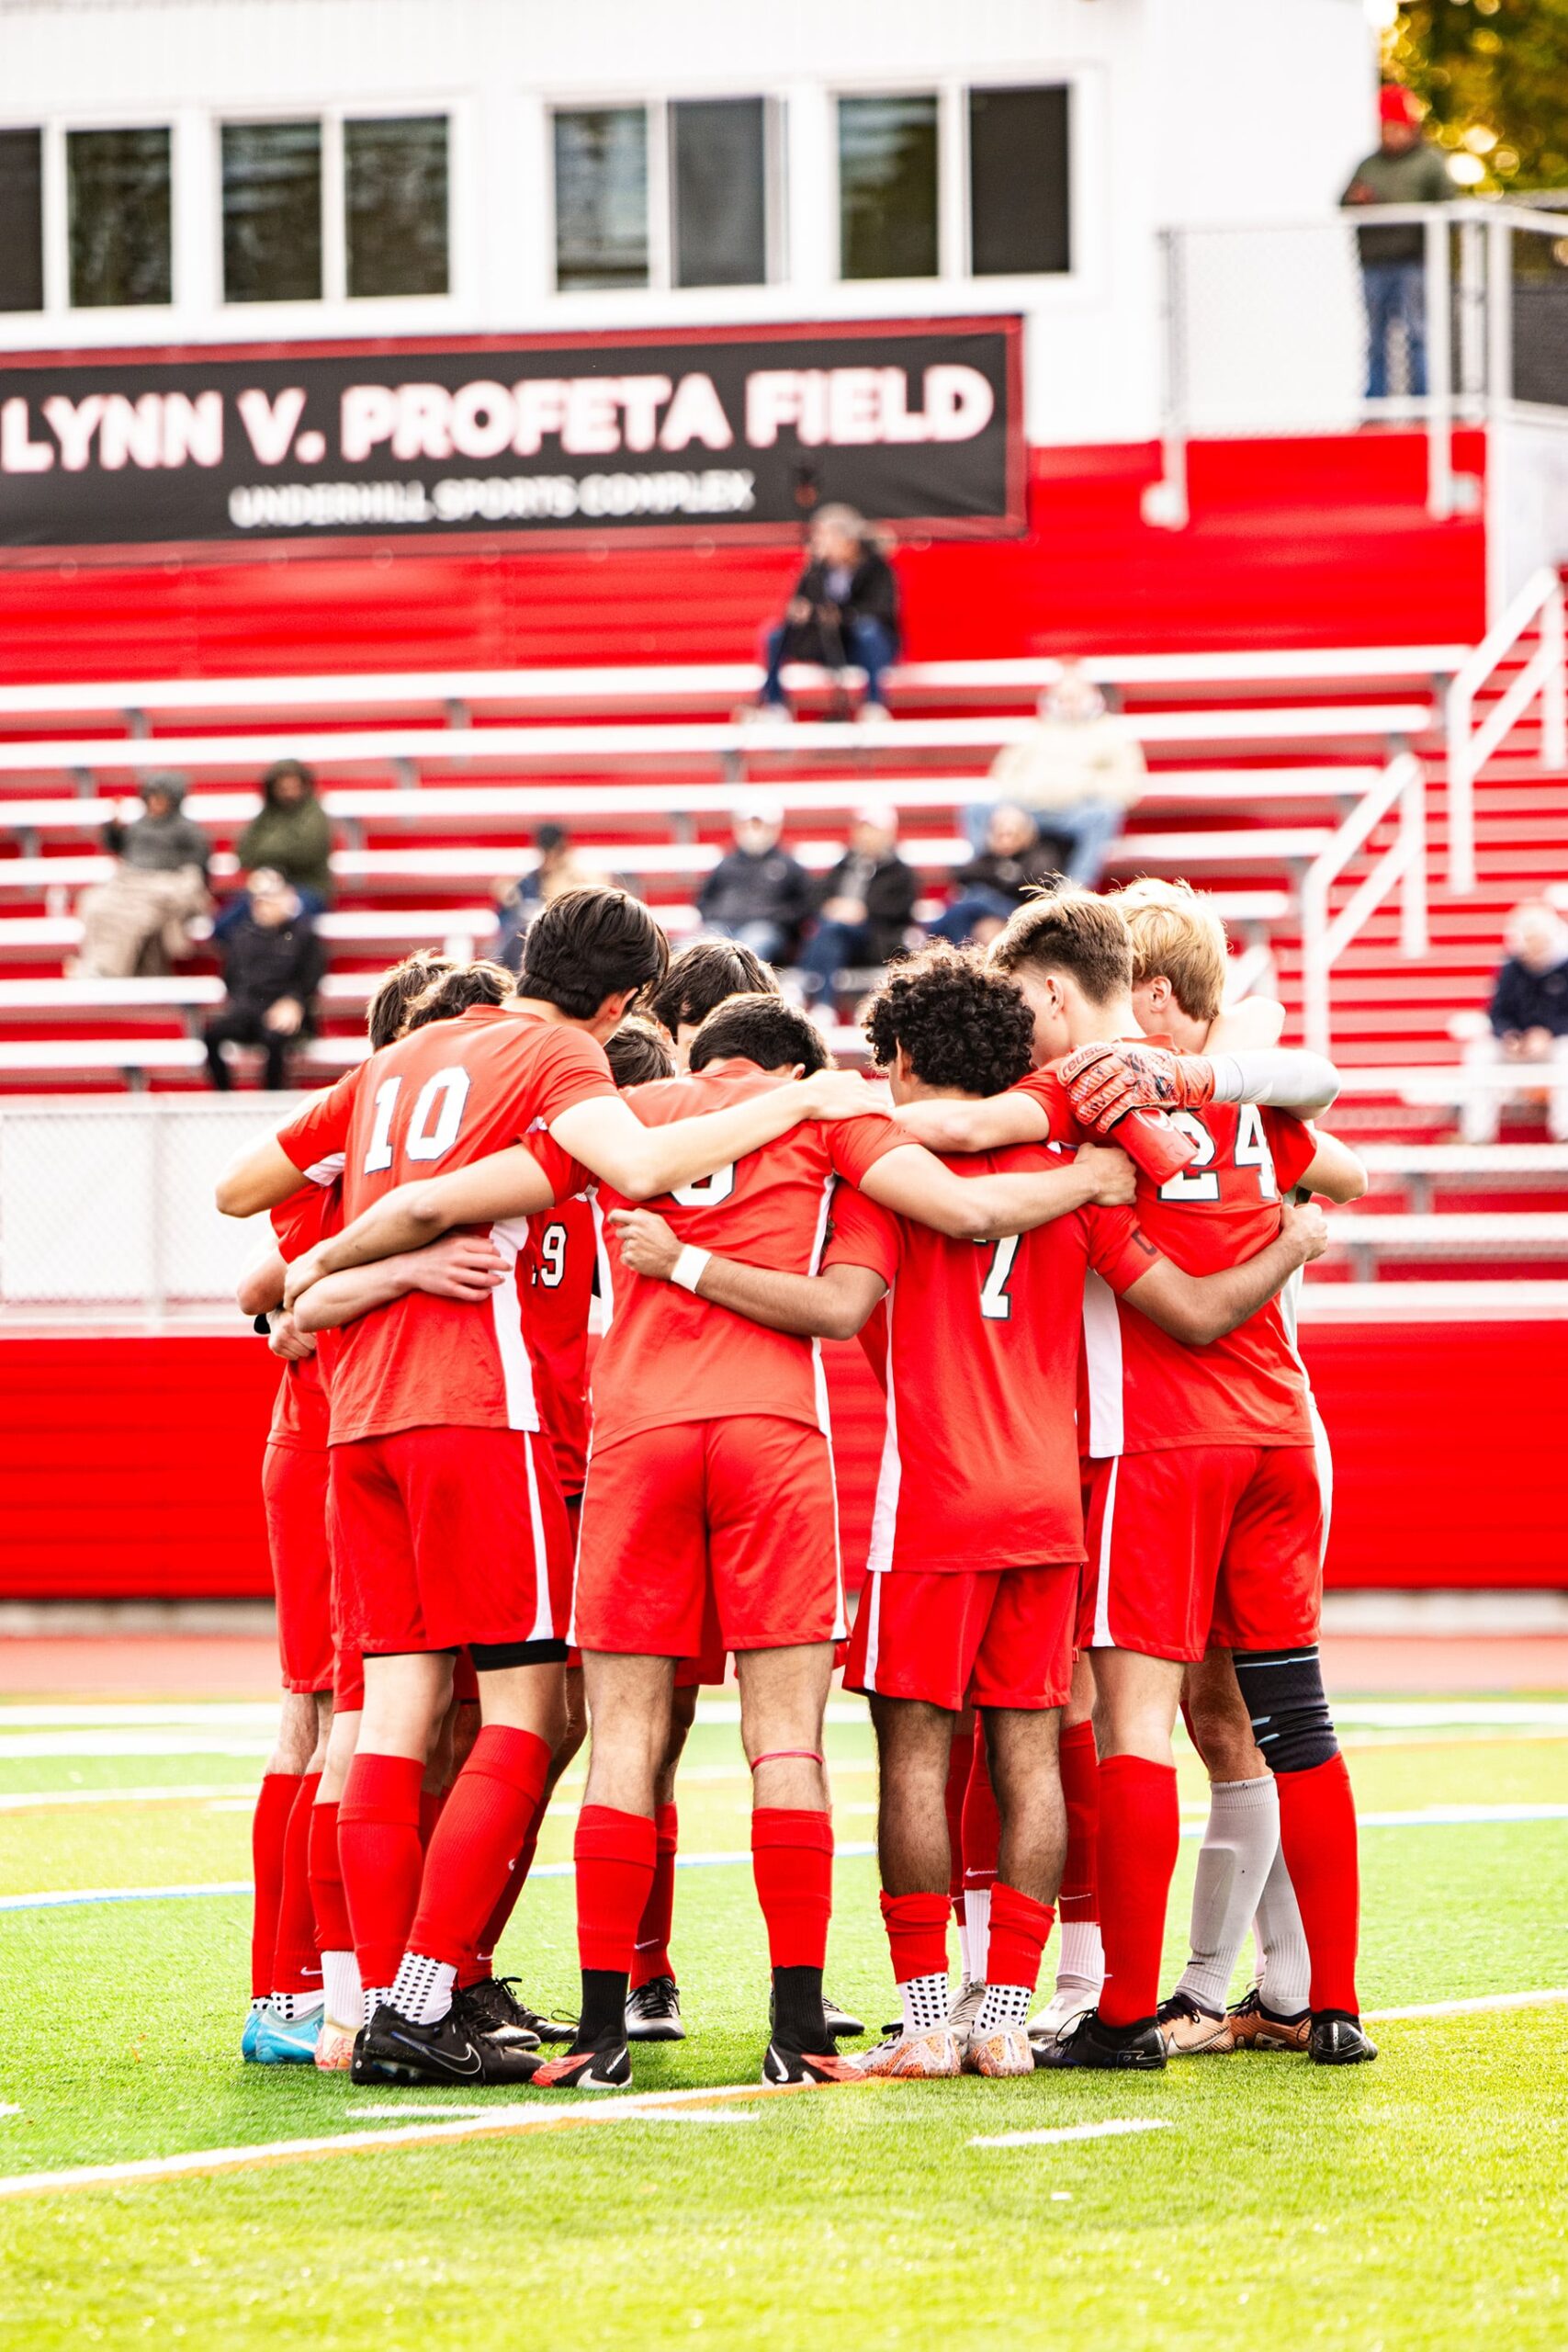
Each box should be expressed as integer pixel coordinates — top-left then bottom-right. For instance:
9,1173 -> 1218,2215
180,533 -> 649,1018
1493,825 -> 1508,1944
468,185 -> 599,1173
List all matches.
0,0 -> 1375,446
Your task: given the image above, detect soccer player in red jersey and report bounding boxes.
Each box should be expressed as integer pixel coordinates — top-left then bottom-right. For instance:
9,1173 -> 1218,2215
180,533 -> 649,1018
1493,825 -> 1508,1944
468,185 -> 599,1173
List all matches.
220,889 -> 874,2086
1105,880 -> 1375,2064
887,893 -> 1362,2069
612,948 -> 1324,2082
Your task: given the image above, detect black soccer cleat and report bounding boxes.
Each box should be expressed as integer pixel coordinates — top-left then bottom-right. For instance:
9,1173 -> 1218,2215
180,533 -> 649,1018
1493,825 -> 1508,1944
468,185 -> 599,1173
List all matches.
625,1975 -> 685,2042
1309,2009 -> 1379,2065
452,1976 -> 541,2049
1034,2007 -> 1168,2071
761,2040 -> 862,2086
351,2002 -> 543,2087
531,2039 -> 634,2092
822,1993 -> 865,2038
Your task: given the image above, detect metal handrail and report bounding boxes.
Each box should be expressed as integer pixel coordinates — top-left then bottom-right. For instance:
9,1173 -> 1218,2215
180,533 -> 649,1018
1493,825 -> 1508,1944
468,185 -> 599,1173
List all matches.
1444,565 -> 1567,893
1300,752 -> 1427,1059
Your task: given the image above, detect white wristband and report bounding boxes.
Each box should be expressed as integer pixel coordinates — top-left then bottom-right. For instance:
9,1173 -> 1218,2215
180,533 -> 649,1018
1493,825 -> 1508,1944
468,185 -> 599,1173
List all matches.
671,1246 -> 712,1295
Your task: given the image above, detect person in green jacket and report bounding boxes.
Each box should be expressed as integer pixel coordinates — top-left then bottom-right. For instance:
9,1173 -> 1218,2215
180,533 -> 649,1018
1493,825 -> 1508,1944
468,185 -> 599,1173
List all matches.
235,761 -> 334,909
1341,84 -> 1453,401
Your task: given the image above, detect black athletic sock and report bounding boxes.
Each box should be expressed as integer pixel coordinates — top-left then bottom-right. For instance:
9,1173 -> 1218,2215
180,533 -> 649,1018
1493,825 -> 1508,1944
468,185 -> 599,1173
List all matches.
574,1969 -> 628,2052
772,1964 -> 829,2052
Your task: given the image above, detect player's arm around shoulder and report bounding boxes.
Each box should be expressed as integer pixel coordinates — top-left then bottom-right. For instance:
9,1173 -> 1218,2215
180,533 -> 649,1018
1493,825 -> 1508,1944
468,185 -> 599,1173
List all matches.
292,1233 -> 510,1333
890,1087 -> 1048,1156
861,1136 -> 1134,1242
550,1068 -> 877,1202
1296,1129 -> 1368,1204
606,1205 -> 886,1340
283,1145 -> 558,1307
1122,1198 -> 1329,1345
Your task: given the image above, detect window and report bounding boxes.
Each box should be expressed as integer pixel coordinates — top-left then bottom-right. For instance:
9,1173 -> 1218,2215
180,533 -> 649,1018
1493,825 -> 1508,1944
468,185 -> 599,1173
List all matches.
67,127 -> 172,307
968,85 -> 1070,275
671,97 -> 767,288
345,116 -> 449,298
0,129 -> 43,311
221,120 -> 322,303
554,107 -> 648,290
838,95 -> 938,281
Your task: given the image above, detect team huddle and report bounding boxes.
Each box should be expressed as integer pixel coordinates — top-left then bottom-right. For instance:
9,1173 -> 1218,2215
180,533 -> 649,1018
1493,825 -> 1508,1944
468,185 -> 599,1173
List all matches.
218,873 -> 1377,2095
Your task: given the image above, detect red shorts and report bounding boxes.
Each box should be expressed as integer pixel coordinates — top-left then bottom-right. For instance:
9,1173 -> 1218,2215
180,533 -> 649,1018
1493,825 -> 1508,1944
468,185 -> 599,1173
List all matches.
330,1425 -> 572,1657
573,1416 -> 842,1657
262,1442 -> 334,1696
1081,1445 -> 1325,1664
846,1565 -> 1077,1713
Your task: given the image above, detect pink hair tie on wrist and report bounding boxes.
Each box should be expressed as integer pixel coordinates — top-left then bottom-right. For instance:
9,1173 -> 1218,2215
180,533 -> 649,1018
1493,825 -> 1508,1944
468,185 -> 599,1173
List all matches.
749,1749 -> 827,1770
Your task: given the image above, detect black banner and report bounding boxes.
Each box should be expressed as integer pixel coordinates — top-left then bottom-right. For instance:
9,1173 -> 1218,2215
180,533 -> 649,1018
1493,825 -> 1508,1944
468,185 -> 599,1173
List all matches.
0,318 -> 1022,551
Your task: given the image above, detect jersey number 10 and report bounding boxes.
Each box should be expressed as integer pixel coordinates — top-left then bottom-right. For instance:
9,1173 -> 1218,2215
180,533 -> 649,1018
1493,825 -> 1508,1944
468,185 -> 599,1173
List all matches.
363,1067 -> 473,1173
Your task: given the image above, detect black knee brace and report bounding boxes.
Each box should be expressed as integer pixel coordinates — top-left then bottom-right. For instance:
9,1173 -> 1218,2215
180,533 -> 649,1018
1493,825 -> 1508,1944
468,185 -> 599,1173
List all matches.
468,1637 -> 570,1671
1233,1646 -> 1339,1774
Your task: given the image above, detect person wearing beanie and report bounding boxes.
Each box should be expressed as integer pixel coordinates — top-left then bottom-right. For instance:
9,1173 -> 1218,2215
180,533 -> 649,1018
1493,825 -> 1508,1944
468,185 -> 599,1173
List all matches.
1341,84 -> 1454,400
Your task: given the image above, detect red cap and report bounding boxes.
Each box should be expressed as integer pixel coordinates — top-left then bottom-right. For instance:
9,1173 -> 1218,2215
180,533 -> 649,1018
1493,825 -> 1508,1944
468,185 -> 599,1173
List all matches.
1379,84 -> 1421,127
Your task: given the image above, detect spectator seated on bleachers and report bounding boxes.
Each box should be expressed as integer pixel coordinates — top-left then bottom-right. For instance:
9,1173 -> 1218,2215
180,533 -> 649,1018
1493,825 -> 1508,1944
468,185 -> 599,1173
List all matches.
696,796 -> 813,965
73,775 -> 210,979
233,760 -> 334,911
1459,898 -> 1568,1145
974,659 -> 1146,884
491,823 -> 605,973
926,804 -> 1061,947
202,868 -> 325,1092
750,503 -> 899,724
796,803 -> 919,1004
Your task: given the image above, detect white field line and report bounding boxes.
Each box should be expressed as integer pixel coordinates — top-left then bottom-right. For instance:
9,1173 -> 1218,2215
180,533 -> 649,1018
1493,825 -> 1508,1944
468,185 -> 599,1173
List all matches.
1365,1987 -> 1568,2022
343,2104 -> 758,2125
971,2119 -> 1174,2150
0,2076 -> 868,2201
0,1783 -> 252,1815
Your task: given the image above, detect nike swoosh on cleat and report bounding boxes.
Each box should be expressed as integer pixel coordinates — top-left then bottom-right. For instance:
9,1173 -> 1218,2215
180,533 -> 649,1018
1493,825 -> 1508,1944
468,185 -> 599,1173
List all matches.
389,2032 -> 483,2079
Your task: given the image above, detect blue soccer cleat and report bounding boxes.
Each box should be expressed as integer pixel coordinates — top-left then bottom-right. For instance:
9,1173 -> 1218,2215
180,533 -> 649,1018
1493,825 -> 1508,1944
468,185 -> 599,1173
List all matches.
241,2000 -> 267,2063
253,2005 -> 325,2065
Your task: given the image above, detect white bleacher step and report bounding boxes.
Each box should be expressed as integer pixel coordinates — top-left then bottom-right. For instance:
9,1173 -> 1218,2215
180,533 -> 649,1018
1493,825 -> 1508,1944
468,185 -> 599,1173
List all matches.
1297,1276 -> 1568,1319
1356,1143 -> 1568,1180
0,649 -> 1470,730
1325,1212 -> 1568,1262
0,705 -> 1438,783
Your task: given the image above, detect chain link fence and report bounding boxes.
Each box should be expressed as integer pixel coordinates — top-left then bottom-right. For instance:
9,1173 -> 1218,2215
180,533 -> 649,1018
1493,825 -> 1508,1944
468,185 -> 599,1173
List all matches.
0,1095 -> 294,1323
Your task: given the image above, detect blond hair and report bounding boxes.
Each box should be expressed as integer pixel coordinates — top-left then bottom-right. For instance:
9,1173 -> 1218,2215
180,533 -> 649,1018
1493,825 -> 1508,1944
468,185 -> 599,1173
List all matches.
1114,877 -> 1228,1024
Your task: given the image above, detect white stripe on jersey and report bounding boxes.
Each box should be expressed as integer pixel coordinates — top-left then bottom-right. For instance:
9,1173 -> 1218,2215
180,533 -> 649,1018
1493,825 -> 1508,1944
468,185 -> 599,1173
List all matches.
522,1431 -> 555,1643
303,1151 -> 345,1187
861,1570 -> 885,1692
1091,1457 -> 1121,1650
487,1216 -> 540,1431
1081,1271 -> 1125,1459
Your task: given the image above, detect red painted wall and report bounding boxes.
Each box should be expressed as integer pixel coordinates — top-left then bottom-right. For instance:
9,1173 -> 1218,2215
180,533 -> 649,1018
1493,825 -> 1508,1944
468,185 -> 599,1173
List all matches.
0,433 -> 1484,684
0,1316 -> 1558,1601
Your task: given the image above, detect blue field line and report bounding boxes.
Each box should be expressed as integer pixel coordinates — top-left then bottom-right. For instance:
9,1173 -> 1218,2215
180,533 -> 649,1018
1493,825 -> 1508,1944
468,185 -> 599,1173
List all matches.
6,1802 -> 1567,1917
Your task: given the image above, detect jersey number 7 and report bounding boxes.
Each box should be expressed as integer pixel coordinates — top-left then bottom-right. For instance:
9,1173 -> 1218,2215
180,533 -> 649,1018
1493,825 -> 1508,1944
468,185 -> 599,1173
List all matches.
978,1233 -> 1021,1322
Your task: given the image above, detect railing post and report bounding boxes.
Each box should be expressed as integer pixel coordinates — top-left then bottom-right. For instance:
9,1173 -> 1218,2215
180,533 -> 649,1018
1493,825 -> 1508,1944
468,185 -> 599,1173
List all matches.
1425,212 -> 1454,521
1485,212 -> 1513,629
1142,229 -> 1190,529
1398,756 -> 1428,958
1542,577 -> 1567,775
1301,862 -> 1330,1061
1446,670 -> 1476,896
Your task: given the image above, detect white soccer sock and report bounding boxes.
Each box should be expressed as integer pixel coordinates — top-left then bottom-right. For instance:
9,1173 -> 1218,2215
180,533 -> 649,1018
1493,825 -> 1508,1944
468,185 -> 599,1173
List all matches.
1176,1775 -> 1280,2016
975,1981 -> 1032,2034
1252,1839 -> 1312,2017
962,1888 -> 991,1984
322,1949 -> 362,2031
269,1991 -> 324,2024
1055,1920 -> 1104,2003
389,1951 -> 457,2027
898,1973 -> 951,2036
363,1985 -> 394,2030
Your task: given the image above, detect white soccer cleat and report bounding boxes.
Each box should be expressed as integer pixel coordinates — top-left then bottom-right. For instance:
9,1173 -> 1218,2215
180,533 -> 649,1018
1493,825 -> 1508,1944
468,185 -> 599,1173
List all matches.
854,2027 -> 963,2079
964,2025 -> 1034,2078
1028,1985 -> 1099,2045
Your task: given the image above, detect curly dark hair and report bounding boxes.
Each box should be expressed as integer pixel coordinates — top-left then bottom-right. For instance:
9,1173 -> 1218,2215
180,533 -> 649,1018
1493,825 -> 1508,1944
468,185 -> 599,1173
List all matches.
647,937 -> 779,1038
605,1012 -> 676,1089
365,950 -> 456,1052
402,959 -> 513,1032
687,991 -> 829,1076
863,943 -> 1034,1095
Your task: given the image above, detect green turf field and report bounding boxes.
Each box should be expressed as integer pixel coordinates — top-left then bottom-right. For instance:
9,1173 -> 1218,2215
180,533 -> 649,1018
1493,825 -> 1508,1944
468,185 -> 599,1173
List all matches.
1,1697 -> 1564,2352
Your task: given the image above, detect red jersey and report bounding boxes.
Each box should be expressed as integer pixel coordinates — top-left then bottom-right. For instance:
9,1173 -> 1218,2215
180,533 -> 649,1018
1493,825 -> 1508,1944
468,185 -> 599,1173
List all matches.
276,1005 -> 608,1444
824,1149 -> 1156,1574
522,1193 -> 597,1496
592,1058 -> 907,1451
1077,1103 -> 1320,1457
265,1178 -> 343,1452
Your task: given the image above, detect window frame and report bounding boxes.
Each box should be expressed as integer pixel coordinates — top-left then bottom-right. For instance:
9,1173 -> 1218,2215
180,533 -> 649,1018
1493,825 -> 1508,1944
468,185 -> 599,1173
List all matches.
546,89 -> 785,299
216,114 -> 327,309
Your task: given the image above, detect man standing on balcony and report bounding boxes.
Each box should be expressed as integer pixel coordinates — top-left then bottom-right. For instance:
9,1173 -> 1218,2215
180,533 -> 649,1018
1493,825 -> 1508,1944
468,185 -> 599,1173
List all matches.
1341,84 -> 1453,403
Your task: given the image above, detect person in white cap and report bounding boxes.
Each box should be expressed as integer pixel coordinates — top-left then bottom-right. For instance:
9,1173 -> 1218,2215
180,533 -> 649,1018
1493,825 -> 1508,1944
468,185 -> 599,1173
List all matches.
696,797 -> 812,965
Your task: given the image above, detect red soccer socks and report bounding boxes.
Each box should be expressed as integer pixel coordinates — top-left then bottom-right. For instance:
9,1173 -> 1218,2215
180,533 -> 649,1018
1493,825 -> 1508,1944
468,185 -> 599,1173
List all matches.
1277,1753 -> 1361,2014
1096,1754 -> 1179,2030
575,1804 -> 659,1975
269,1770 -> 323,1999
751,1808 -> 833,1970
630,1801 -> 680,1991
408,1726 -> 553,1971
339,1752 -> 425,1995
249,1770 -> 301,2000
